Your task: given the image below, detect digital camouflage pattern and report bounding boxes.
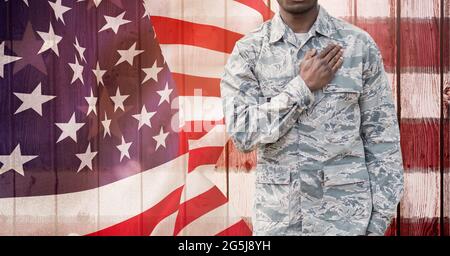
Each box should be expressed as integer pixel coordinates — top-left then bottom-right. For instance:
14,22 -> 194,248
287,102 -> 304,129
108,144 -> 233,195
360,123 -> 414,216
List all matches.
220,5 -> 404,236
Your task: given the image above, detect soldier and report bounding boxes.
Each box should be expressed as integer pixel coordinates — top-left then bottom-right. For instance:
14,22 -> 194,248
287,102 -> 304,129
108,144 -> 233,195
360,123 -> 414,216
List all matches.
220,0 -> 404,236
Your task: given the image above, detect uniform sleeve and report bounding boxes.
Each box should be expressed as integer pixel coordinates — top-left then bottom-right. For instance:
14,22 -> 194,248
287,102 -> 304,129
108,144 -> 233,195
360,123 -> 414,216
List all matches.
220,42 -> 315,153
359,38 -> 405,236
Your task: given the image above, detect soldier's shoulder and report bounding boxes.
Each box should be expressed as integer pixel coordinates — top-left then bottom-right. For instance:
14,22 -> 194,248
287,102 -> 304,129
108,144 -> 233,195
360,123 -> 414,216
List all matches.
331,16 -> 378,47
233,20 -> 270,61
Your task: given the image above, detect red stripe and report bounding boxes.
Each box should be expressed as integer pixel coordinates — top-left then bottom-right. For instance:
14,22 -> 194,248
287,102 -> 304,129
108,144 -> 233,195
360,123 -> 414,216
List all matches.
87,186 -> 184,236
188,146 -> 225,173
355,19 -> 449,71
216,219 -> 252,236
235,0 -> 274,21
400,119 -> 441,171
151,16 -> 243,54
173,186 -> 228,235
172,73 -> 221,97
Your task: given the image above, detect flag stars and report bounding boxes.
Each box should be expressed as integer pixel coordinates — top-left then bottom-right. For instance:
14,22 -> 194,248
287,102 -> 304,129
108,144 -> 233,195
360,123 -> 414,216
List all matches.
92,62 -> 106,86
132,105 -> 155,130
0,144 -> 38,176
76,144 -> 97,172
115,42 -> 144,66
74,37 -> 87,63
14,83 -> 56,116
55,113 -> 85,143
116,136 -> 132,161
37,23 -> 62,56
153,127 -> 169,151
110,87 -> 129,112
69,57 -> 84,85
0,41 -> 22,78
49,0 -> 71,25
84,89 -> 97,116
101,112 -> 111,138
142,61 -> 163,85
156,82 -> 173,106
99,11 -> 131,34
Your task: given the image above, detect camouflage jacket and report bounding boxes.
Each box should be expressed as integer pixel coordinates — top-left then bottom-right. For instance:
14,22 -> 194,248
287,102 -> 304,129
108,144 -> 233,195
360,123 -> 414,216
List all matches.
220,6 -> 404,236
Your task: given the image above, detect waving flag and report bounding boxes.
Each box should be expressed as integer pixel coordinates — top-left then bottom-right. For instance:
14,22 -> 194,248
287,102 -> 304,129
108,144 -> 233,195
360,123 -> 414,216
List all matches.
0,0 -> 272,236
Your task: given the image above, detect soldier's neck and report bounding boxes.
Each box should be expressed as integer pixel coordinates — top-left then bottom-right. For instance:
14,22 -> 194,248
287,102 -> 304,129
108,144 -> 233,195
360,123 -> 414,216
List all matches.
279,5 -> 319,33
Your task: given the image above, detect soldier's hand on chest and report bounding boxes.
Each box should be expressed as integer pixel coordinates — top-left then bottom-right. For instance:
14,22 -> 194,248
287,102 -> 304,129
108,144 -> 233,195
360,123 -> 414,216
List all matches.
299,44 -> 344,92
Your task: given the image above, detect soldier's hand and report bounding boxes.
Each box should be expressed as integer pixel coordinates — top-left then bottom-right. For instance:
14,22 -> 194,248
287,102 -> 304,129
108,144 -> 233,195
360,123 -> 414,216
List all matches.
299,44 -> 344,92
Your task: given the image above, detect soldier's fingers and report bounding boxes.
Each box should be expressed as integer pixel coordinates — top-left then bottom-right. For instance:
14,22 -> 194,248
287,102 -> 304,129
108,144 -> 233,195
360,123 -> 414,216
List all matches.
324,45 -> 342,63
328,50 -> 342,68
331,57 -> 344,73
319,44 -> 337,59
304,48 -> 317,59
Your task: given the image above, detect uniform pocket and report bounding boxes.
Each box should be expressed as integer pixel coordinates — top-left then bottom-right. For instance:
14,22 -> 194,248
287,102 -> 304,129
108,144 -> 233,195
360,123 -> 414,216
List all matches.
320,163 -> 372,223
254,164 -> 291,223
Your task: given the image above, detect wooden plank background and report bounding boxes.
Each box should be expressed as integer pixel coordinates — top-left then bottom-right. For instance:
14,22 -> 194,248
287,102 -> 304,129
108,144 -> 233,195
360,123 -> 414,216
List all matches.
220,0 -> 450,236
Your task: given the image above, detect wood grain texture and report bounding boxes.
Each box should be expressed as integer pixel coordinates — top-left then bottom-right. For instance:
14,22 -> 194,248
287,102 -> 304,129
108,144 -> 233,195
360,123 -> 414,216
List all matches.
399,0 -> 442,236
443,0 -> 450,236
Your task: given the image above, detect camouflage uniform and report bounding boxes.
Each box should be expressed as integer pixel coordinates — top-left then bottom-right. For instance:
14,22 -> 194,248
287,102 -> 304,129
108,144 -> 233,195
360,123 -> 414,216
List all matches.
220,5 -> 404,236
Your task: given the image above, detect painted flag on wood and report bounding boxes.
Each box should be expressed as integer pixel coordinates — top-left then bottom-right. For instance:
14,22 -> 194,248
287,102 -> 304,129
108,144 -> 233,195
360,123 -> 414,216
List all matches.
0,0 -> 273,236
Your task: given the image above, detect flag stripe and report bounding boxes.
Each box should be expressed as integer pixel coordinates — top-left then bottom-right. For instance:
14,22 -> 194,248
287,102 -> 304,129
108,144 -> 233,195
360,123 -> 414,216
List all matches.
147,0 -> 263,35
174,186 -> 228,235
172,73 -> 221,97
152,16 -> 242,54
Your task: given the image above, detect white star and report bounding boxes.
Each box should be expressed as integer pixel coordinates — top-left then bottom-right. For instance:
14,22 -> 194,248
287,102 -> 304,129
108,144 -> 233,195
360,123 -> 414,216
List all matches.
92,62 -> 106,86
49,0 -> 71,25
0,41 -> 22,78
153,127 -> 169,151
142,0 -> 151,18
110,87 -> 129,112
0,144 -> 37,176
37,23 -> 62,56
132,105 -> 155,130
84,89 -> 97,116
142,61 -> 163,85
68,56 -> 84,85
77,0 -> 102,7
101,112 -> 111,138
156,82 -> 173,106
5,0 -> 28,6
14,83 -> 56,116
115,42 -> 144,66
55,113 -> 85,143
99,11 -> 131,34
116,136 -> 132,161
73,37 -> 86,63
76,144 -> 97,172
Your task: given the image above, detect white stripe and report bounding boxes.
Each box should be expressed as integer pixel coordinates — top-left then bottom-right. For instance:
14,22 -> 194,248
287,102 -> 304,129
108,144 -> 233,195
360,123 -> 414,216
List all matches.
318,0 -> 354,18
176,203 -> 243,236
180,171 -> 215,204
401,170 -> 440,218
150,211 -> 178,236
177,96 -> 224,123
188,124 -> 227,150
400,0 -> 441,19
160,44 -> 228,79
356,0 -> 392,18
195,164 -> 228,197
148,0 -> 263,35
0,154 -> 188,236
400,72 -> 441,119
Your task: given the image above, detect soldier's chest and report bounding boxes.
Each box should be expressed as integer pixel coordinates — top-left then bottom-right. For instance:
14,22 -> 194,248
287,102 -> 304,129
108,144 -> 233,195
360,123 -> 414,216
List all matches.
253,36 -> 364,104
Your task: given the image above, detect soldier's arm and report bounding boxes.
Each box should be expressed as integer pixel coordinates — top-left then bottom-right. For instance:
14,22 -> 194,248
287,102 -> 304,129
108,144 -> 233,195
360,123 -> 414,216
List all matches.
220,42 -> 314,153
359,36 -> 405,236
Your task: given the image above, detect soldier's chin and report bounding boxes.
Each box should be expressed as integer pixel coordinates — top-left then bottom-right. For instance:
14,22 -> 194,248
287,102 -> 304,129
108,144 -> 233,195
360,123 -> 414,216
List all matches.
283,3 -> 316,15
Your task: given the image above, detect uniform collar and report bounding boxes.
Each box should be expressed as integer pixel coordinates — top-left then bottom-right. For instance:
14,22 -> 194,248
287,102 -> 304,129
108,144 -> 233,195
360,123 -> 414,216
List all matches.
269,5 -> 336,45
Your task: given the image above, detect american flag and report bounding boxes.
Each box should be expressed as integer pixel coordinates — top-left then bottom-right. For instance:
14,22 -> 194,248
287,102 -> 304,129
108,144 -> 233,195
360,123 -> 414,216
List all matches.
0,0 -> 272,236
